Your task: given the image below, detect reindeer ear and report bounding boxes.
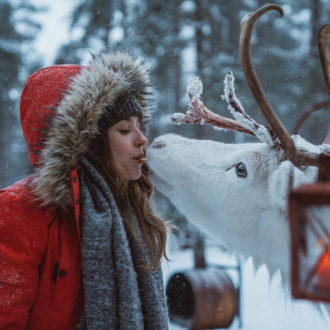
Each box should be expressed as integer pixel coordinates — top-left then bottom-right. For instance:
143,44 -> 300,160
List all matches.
268,161 -> 293,214
268,156 -> 319,215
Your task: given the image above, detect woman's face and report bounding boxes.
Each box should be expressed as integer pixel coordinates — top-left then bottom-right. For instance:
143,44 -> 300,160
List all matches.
107,116 -> 148,180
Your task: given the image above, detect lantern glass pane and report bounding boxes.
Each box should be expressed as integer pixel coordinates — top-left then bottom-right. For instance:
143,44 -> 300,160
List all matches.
298,205 -> 330,296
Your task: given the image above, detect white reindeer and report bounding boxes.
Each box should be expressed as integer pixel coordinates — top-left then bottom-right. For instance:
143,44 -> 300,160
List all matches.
148,4 -> 330,305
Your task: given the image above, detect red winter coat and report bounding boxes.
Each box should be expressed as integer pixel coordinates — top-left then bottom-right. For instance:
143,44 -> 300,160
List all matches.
0,174 -> 82,330
0,53 -> 151,329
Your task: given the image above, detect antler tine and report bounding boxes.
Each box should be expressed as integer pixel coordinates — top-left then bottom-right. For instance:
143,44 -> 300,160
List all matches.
172,77 -> 255,136
240,4 -> 319,167
318,24 -> 330,97
293,100 -> 330,135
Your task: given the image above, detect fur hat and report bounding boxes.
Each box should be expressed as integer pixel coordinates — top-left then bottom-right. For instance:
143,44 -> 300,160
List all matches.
20,51 -> 152,208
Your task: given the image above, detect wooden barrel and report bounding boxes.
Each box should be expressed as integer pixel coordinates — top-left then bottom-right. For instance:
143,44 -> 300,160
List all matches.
166,268 -> 238,329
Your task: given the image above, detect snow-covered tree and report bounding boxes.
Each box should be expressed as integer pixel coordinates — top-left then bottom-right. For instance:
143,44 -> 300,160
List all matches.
0,0 -> 41,188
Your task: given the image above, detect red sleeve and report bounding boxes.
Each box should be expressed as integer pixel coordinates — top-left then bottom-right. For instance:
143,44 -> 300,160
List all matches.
0,181 -> 48,329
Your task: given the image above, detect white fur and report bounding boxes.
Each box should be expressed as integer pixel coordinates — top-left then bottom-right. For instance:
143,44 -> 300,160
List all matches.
148,133 -> 330,313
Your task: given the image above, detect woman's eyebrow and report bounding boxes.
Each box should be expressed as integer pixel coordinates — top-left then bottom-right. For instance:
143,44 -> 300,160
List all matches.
128,118 -> 141,127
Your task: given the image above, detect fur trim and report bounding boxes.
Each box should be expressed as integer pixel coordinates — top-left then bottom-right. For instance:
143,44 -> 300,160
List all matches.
33,51 -> 152,208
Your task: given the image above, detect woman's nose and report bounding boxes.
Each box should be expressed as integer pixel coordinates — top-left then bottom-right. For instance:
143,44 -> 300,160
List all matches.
135,130 -> 148,146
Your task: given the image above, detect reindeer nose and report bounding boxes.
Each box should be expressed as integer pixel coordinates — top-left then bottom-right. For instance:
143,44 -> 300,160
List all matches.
151,140 -> 166,149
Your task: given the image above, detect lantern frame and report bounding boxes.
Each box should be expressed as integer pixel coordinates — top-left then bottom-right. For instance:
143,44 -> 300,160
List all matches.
289,155 -> 330,303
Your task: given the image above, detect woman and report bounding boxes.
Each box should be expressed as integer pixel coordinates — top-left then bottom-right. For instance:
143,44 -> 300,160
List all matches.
0,51 -> 169,329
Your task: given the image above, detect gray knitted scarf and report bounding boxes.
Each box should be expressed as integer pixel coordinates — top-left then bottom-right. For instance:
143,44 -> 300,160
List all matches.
77,157 -> 169,330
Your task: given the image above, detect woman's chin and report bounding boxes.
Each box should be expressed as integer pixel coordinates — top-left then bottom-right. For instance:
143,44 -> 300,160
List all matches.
126,169 -> 142,181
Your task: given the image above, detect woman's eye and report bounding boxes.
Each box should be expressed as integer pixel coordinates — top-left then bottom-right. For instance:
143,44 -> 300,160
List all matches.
235,162 -> 247,178
119,130 -> 130,135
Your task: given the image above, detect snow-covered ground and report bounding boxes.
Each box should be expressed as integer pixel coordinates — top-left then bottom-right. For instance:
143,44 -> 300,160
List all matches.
163,237 -> 330,330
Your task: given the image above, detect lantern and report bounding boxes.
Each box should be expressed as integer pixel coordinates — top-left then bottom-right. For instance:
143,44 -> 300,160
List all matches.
289,154 -> 330,302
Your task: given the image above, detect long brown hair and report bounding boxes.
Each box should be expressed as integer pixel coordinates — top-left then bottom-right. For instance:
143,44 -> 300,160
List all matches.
86,123 -> 168,270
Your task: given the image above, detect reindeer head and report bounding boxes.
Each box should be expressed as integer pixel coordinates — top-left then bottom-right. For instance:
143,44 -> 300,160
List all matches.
149,133 -> 280,233
148,5 -> 330,273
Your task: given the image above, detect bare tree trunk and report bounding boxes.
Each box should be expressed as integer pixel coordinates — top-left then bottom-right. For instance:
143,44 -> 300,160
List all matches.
173,0 -> 182,113
194,0 -> 204,139
195,0 -> 203,75
194,232 -> 206,269
104,1 -> 113,46
311,0 -> 321,55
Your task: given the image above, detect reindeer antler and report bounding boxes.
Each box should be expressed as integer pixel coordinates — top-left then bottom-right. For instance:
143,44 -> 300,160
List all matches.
293,100 -> 330,135
172,4 -> 326,167
240,4 -> 319,167
172,76 -> 255,136
222,71 -> 277,146
318,24 -> 330,97
292,25 -> 330,137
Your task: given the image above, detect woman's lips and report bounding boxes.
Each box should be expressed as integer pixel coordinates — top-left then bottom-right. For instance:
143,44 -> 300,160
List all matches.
133,154 -> 147,164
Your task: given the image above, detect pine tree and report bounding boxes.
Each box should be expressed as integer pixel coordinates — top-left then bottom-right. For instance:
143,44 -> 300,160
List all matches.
55,0 -> 114,64
133,0 -> 186,138
0,0 -> 41,187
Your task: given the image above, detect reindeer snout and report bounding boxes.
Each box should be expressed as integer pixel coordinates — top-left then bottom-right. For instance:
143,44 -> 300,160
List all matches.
151,140 -> 166,149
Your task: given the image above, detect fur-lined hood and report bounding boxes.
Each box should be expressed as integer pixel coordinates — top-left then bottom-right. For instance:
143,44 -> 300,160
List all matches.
20,51 -> 152,208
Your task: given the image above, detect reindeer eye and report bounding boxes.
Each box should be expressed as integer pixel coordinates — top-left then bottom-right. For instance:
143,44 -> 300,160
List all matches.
235,162 -> 247,178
